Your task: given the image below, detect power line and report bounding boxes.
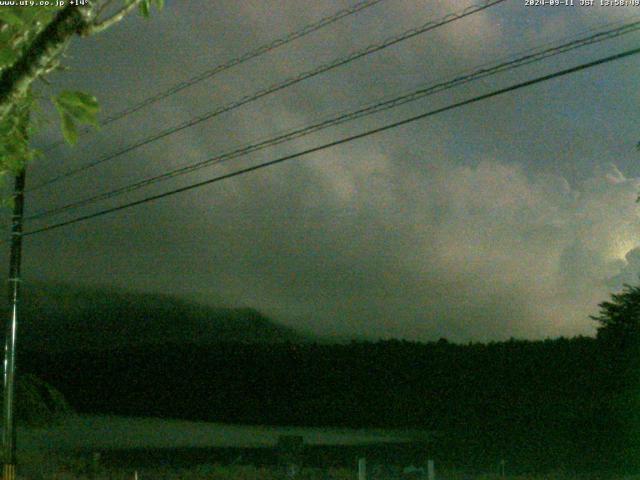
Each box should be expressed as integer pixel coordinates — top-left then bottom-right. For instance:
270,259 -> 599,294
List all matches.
25,18 -> 640,222
28,18 -> 640,220
22,45 -> 640,238
30,0 -> 506,192
40,0 -> 388,153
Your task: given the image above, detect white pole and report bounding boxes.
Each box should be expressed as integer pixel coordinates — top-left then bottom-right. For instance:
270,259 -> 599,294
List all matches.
134,470 -> 138,480
358,457 -> 366,480
427,459 -> 435,480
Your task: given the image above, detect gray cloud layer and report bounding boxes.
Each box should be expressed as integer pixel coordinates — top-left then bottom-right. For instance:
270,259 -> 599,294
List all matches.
11,0 -> 640,342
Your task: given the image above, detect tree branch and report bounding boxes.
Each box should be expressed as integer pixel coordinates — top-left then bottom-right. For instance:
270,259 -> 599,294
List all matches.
95,0 -> 118,19
0,5 -> 89,123
82,0 -> 143,36
0,0 -> 143,124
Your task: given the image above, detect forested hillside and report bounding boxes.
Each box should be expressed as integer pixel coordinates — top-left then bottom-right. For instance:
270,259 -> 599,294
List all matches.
3,284 -> 305,352
21,336 -> 639,473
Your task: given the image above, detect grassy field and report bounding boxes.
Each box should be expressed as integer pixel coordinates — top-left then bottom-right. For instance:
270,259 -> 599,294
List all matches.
17,415 -> 417,451
13,417 -> 639,479
12,454 -> 640,480
14,468 -> 640,480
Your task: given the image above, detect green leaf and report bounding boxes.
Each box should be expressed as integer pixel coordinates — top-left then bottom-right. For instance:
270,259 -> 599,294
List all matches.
56,91 -> 99,114
152,0 -> 164,10
0,28 -> 14,44
139,0 -> 151,17
2,6 -> 44,27
0,48 -> 17,69
0,117 -> 12,138
53,91 -> 99,127
52,91 -> 99,145
60,112 -> 78,145
0,9 -> 25,26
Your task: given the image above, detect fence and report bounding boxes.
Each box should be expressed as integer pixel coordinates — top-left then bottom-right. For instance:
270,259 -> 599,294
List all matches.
21,435 -> 515,480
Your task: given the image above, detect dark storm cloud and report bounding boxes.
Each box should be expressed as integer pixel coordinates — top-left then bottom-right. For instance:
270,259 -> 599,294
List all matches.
12,0 -> 640,341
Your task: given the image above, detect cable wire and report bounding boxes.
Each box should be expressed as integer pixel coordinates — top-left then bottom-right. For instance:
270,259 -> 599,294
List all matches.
25,18 -> 640,222
30,0 -> 506,192
40,0 -> 388,153
22,45 -> 640,237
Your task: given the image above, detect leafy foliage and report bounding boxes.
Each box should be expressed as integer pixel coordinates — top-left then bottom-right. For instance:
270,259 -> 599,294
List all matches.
53,91 -> 100,145
139,0 -> 164,18
591,282 -> 640,349
0,6 -> 61,71
0,93 -> 35,175
0,7 -> 61,174
0,2 -> 162,176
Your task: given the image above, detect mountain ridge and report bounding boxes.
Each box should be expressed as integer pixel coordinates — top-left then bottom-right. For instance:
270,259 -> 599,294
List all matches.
2,283 -> 307,352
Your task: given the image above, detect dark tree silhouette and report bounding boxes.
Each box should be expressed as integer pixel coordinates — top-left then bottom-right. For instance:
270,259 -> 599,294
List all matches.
591,283 -> 640,350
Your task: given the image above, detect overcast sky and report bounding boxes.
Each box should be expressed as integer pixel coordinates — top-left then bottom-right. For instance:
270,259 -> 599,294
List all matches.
6,0 -> 640,342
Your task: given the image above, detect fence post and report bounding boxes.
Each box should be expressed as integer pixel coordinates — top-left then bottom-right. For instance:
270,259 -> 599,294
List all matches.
500,459 -> 506,477
358,457 -> 366,480
427,459 -> 435,480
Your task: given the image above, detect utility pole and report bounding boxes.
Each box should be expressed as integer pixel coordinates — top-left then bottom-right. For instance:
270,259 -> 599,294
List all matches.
2,168 -> 26,480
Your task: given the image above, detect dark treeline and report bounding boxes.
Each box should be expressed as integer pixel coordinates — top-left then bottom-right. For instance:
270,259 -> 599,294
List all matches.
20,334 -> 640,474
